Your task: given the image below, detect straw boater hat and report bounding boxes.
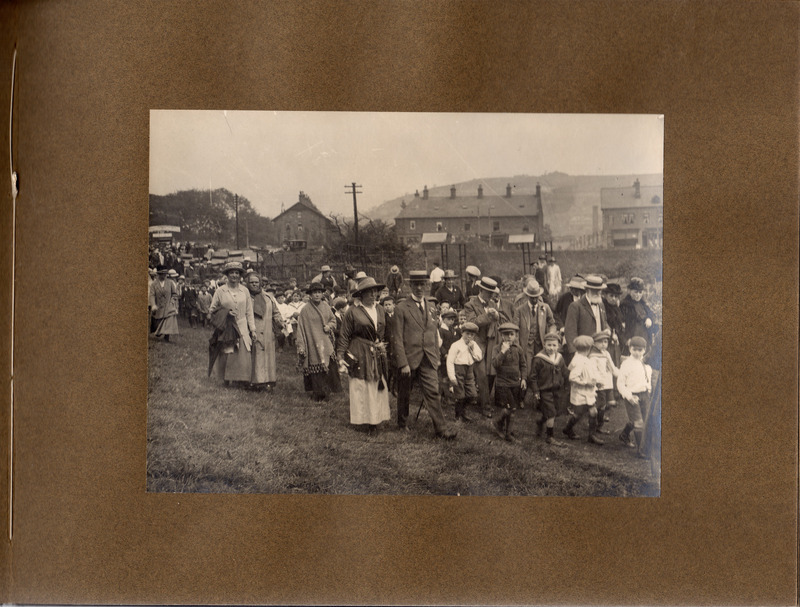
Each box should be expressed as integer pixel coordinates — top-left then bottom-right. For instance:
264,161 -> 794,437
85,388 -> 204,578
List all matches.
584,275 -> 606,290
352,276 -> 385,296
465,265 -> 481,278
221,260 -> 244,275
523,280 -> 544,298
565,275 -> 586,290
477,276 -> 499,294
320,265 -> 332,272
408,270 -> 429,283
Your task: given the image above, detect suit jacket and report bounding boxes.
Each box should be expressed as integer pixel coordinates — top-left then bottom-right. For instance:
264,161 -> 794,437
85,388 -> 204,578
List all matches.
514,300 -> 557,370
392,296 -> 440,370
564,295 -> 608,354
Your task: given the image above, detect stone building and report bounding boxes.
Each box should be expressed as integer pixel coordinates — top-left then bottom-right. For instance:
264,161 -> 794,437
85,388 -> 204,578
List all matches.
271,191 -> 340,249
600,179 -> 663,248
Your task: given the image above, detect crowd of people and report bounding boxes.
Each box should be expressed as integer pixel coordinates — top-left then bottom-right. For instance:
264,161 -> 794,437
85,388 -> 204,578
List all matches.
149,253 -> 661,456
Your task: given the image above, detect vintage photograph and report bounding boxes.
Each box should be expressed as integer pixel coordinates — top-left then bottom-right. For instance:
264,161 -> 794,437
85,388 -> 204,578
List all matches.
147,111 -> 663,496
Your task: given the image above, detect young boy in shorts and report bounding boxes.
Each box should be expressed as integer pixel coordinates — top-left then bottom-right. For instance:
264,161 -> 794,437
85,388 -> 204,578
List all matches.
590,329 -> 618,435
446,321 -> 482,423
563,335 -> 604,444
616,335 -> 653,452
529,332 -> 569,446
491,322 -> 527,442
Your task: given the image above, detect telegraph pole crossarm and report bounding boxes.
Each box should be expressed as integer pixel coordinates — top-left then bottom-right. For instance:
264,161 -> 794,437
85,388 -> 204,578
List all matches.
345,182 -> 363,246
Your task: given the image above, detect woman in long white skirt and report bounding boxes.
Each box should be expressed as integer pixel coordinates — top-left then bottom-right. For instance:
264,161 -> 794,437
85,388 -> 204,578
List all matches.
336,277 -> 390,434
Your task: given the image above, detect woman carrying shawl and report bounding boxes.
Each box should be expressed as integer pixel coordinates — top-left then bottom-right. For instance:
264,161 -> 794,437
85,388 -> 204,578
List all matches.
336,277 -> 391,433
295,281 -> 341,401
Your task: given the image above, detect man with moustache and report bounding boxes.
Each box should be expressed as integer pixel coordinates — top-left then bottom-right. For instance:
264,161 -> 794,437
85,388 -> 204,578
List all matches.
564,275 -> 609,366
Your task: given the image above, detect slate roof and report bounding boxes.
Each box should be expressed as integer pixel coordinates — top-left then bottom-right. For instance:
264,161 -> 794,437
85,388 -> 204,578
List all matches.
272,192 -> 332,223
396,191 -> 541,220
600,184 -> 663,209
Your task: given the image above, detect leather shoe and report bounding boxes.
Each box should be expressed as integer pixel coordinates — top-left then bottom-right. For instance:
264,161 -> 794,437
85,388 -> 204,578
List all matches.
588,433 -> 605,445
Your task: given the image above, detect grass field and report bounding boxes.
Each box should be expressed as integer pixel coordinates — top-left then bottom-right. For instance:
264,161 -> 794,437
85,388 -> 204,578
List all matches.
147,318 -> 659,496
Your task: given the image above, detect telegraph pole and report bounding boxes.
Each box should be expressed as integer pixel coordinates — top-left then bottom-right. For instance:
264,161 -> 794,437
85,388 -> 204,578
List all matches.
345,182 -> 362,245
234,193 -> 239,249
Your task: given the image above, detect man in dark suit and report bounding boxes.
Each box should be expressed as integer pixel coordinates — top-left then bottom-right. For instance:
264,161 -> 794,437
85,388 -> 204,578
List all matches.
564,275 -> 608,365
463,276 -> 508,417
514,279 -> 557,373
393,271 -> 457,439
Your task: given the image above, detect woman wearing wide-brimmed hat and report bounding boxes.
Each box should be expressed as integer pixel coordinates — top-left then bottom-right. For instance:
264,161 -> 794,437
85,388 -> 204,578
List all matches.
149,265 -> 180,341
295,281 -> 341,401
336,276 -> 391,433
208,260 -> 257,385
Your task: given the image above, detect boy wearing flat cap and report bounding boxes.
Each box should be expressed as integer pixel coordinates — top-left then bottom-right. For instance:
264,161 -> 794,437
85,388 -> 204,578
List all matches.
563,335 -> 604,444
616,335 -> 652,452
491,322 -> 527,442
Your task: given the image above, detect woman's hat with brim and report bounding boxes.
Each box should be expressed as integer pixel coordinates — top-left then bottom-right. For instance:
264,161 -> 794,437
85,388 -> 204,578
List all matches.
352,276 -> 385,296
465,265 -> 481,278
306,281 -> 326,294
354,271 -> 367,280
221,260 -> 244,275
477,276 -> 499,294
604,282 -> 622,296
156,265 -> 168,274
167,269 -> 179,278
523,280 -> 544,298
628,277 -> 645,291
390,265 -> 400,274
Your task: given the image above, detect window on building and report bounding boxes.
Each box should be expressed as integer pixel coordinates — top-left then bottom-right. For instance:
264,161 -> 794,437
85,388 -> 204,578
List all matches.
464,222 -> 471,232
296,211 -> 302,220
436,221 -> 443,232
623,213 -> 635,224
410,220 -> 416,230
297,223 -> 303,232
643,213 -> 649,224
658,213 -> 663,224
493,221 -> 500,232
522,224 -> 529,232
286,224 -> 290,233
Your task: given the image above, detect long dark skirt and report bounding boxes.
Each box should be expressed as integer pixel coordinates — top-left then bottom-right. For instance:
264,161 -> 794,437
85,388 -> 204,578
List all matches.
303,359 -> 342,401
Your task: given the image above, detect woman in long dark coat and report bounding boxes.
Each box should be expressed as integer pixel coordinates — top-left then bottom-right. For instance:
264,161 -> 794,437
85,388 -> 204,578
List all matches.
620,277 -> 658,355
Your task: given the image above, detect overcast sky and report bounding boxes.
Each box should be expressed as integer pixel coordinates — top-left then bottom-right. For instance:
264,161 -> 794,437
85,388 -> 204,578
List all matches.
150,111 -> 663,218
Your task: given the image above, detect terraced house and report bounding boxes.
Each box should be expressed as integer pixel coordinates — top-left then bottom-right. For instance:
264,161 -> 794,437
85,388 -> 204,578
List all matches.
394,183 -> 544,246
600,179 -> 663,248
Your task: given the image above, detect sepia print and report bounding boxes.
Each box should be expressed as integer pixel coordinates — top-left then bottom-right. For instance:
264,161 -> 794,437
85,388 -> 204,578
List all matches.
147,111 -> 663,496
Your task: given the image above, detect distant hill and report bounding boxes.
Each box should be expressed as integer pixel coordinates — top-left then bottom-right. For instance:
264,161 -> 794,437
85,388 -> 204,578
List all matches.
361,172 -> 663,238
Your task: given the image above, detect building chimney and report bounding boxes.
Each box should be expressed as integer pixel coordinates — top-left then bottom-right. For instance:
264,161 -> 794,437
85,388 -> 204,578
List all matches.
505,183 -> 512,198
423,185 -> 429,200
478,184 -> 483,199
535,182 -> 541,198
414,189 -> 420,198
450,185 -> 456,199
633,179 -> 641,199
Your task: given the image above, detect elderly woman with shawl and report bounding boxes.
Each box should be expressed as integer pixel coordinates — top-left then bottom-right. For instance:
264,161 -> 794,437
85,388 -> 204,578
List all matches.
620,277 -> 659,356
149,265 -> 180,341
295,281 -> 341,401
245,271 -> 283,391
336,277 -> 391,434
208,261 -> 257,386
